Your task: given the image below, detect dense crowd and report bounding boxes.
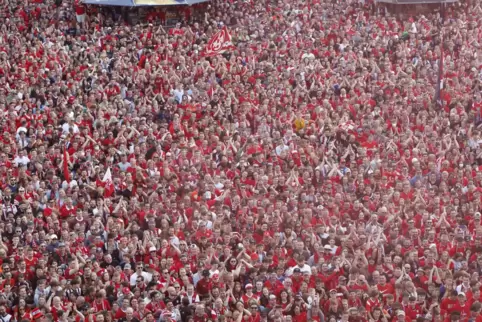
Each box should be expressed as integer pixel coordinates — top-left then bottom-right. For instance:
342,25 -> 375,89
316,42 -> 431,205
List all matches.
0,0 -> 482,321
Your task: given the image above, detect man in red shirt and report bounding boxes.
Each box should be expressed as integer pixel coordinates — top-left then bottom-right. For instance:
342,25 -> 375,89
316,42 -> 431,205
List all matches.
405,296 -> 423,321
393,310 -> 410,322
74,0 -> 86,27
378,275 -> 395,300
264,272 -> 283,293
441,291 -> 459,315
366,290 -> 381,319
195,270 -> 212,300
469,302 -> 482,322
452,293 -> 471,321
59,198 -> 76,220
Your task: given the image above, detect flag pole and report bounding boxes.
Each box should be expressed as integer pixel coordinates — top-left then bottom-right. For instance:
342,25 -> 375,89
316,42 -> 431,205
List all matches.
436,0 -> 445,110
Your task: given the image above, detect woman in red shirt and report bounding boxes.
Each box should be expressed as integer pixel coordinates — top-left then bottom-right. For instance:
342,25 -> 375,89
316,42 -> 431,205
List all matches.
292,305 -> 308,322
50,296 -> 67,321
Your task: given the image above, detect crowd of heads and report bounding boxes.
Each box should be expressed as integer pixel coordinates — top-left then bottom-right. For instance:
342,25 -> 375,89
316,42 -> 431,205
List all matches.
1,0 -> 482,321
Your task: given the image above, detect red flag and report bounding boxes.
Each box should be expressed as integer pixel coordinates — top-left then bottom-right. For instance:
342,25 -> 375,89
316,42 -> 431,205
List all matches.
63,148 -> 70,183
207,86 -> 215,99
202,26 -> 236,57
337,120 -> 356,133
31,308 -> 43,320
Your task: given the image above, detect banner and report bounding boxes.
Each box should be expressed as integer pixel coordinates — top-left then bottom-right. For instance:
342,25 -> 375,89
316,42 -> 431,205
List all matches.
83,0 -> 134,5
133,0 -> 208,5
83,0 -> 209,6
202,26 -> 236,57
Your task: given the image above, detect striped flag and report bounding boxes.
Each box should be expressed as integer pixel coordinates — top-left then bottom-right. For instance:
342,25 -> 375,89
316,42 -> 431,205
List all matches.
31,308 -> 43,320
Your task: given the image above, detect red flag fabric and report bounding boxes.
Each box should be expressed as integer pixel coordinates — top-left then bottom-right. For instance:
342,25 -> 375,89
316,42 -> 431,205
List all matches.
31,308 -> 43,320
337,120 -> 356,133
202,26 -> 236,57
63,148 -> 70,183
207,86 -> 215,99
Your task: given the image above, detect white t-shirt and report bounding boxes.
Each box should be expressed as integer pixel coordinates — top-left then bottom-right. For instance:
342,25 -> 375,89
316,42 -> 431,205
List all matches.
285,264 -> 312,276
14,155 -> 30,167
129,271 -> 152,286
62,122 -> 80,134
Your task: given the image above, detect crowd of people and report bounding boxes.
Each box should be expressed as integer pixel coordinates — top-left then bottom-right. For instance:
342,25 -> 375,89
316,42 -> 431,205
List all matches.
0,0 -> 481,321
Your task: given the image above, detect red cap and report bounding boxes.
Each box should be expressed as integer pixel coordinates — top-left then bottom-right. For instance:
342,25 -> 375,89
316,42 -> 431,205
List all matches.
122,287 -> 131,294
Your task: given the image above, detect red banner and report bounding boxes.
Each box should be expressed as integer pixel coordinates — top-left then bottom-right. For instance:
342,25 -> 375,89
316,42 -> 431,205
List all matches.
202,26 -> 236,57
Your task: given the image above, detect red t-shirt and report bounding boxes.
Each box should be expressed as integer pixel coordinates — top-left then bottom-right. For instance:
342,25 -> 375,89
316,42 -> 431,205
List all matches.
75,0 -> 85,15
